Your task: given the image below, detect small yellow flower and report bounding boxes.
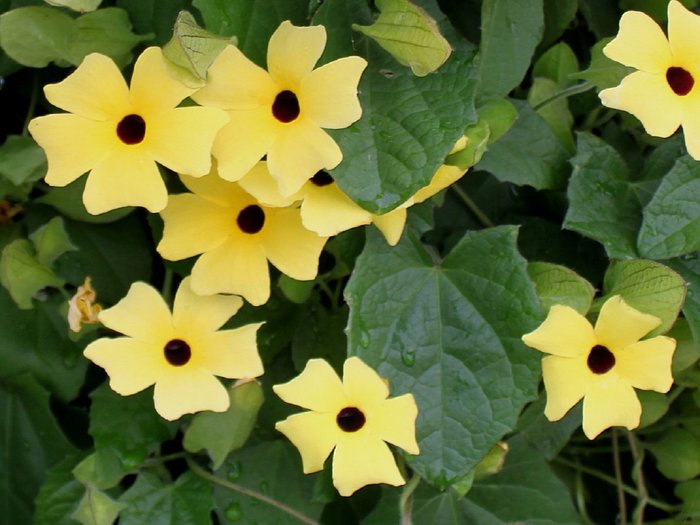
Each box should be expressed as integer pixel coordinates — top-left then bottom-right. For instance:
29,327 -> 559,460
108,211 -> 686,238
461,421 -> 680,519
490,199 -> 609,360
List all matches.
273,357 -> 419,496
83,277 -> 263,421
192,21 -> 367,196
522,295 -> 676,439
157,164 -> 327,306
600,0 -> 700,159
28,47 -> 228,214
67,276 -> 102,333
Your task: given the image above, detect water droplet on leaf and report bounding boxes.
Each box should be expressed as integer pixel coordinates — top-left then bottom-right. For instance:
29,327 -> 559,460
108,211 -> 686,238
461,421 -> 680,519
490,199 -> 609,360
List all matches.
225,502 -> 242,521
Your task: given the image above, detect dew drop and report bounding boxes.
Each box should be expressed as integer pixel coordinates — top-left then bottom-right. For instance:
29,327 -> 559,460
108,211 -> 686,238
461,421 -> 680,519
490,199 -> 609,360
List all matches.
359,330 -> 370,348
227,461 -> 242,480
401,348 -> 416,366
259,481 -> 269,494
225,502 -> 242,521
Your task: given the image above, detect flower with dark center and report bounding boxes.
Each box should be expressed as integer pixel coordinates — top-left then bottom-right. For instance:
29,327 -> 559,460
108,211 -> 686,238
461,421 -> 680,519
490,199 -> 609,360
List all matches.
336,407 -> 365,432
163,339 -> 191,366
116,114 -> 146,144
272,90 -> 300,123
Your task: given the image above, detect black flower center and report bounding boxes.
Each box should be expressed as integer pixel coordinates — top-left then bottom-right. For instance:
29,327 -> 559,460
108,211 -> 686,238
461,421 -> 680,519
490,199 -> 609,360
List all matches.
116,114 -> 146,144
587,344 -> 615,375
237,205 -> 265,234
666,67 -> 694,96
310,170 -> 334,187
164,339 -> 191,366
336,406 -> 366,432
272,90 -> 300,123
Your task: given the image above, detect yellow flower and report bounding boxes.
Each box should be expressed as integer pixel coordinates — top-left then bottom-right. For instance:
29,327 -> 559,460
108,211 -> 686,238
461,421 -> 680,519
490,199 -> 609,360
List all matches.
157,164 -> 327,306
599,0 -> 700,159
83,277 -> 263,421
192,21 -> 367,197
273,357 -> 419,496
522,295 -> 676,439
28,47 -> 228,214
67,276 -> 102,333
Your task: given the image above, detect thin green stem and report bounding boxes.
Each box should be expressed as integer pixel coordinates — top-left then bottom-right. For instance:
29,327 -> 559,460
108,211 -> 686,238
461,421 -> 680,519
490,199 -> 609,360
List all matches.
186,456 -> 320,525
532,81 -> 594,111
574,464 -> 596,525
612,430 -> 628,525
161,267 -> 174,304
451,184 -> 494,228
22,73 -> 39,136
317,279 -> 337,309
626,431 -> 648,525
399,471 -> 420,525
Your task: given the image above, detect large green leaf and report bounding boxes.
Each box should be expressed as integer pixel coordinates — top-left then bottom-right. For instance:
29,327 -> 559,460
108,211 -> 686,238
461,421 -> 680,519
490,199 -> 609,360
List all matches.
115,0 -> 185,45
528,262 -> 595,315
345,226 -> 542,486
667,255 -> 700,346
0,135 -> 47,186
572,38 -> 633,90
637,156 -> 700,259
34,453 -> 88,525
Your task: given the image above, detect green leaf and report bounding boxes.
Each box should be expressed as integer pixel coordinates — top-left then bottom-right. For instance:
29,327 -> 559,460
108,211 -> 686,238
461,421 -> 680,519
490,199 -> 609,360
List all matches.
599,259 -> 686,336
578,0 -> 620,39
528,77 -> 575,153
30,216 -> 77,267
0,7 -> 73,67
346,226 -> 542,486
637,156 -> 700,259
291,304 -> 348,372
162,10 -> 234,89
675,479 -> 700,517
0,239 -> 64,309
184,381 -> 264,469
540,0 -> 578,50
71,485 -> 125,525
477,100 -> 569,190
34,453 -> 88,525
353,0 -> 451,76
533,42 -> 579,86
667,255 -> 700,346
477,98 -> 517,145
446,121 -> 489,169
669,319 -> 700,379
647,426 -> 700,481
45,0 -> 101,12
638,390 -> 671,428
73,450 -> 132,491
572,38 -> 633,91
528,262 -> 595,315
0,135 -> 47,186
278,274 -> 315,304
0,374 -> 76,525
37,178 -> 134,224
115,0 -> 185,45
477,0 -> 544,102
564,132 -> 641,258
119,471 -> 213,525
517,395 -> 582,460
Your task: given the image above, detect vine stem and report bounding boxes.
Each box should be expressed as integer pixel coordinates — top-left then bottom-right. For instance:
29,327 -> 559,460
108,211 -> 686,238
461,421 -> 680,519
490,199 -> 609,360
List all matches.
186,456 -> 321,525
22,73 -> 39,136
399,471 -> 420,525
161,267 -> 174,304
612,430 -> 628,525
532,81 -> 594,111
451,184 -> 494,228
626,431 -> 648,525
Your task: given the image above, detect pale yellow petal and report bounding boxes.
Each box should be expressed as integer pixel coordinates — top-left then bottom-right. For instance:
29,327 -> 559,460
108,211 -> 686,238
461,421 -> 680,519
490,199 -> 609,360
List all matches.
267,119 -> 342,196
153,368 -> 229,421
237,162 -> 299,207
667,0 -> 700,70
158,193 -> 232,260
28,114 -> 115,187
195,324 -> 265,379
146,106 -> 227,176
342,357 -> 390,407
267,21 -> 326,88
129,47 -> 193,115
332,434 -> 405,496
594,295 -> 661,352
275,411 -> 340,473
680,108 -> 700,160
273,358 -> 346,412
299,56 -> 367,129
83,149 -> 167,214
371,208 -> 408,246
368,394 -> 419,454
599,71 -> 683,138
603,11 -> 671,73
582,380 -> 641,439
261,207 -> 327,280
412,165 -> 466,204
190,238 -> 271,306
83,337 -> 161,396
522,305 -> 596,358
541,355 -> 591,421
172,276 -> 243,334
180,172 -> 254,209
615,336 -> 676,392
98,282 -> 173,342
301,183 -> 371,236
43,53 -> 130,120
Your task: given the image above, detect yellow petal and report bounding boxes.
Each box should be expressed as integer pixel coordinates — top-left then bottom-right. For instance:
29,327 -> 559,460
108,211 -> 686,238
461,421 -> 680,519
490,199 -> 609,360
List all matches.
275,411 -> 340,473
28,114 -> 115,187
129,47 -> 193,115
299,56 -> 367,129
273,358 -> 346,412
158,193 -> 232,260
615,336 -> 676,392
594,295 -> 661,352
342,357 -> 390,407
412,165 -> 466,204
196,325 -> 265,379
522,305 -> 596,358
582,379 -> 641,439
172,276 -> 243,334
83,337 -> 161,396
146,106 -> 228,176
371,208 -> 408,246
667,0 -> 700,70
332,433 -> 405,496
267,119 -> 342,196
43,53 -> 130,120
190,238 -> 271,306
267,21 -> 326,88
261,207 -> 327,281
180,172 -> 254,209
680,107 -> 700,160
541,354 -> 591,421
603,11 -> 671,73
98,282 -> 173,342
83,149 -> 167,214
369,394 -> 419,454
599,71 -> 683,138
153,368 -> 229,421
237,162 -> 299,207
300,183 -> 371,236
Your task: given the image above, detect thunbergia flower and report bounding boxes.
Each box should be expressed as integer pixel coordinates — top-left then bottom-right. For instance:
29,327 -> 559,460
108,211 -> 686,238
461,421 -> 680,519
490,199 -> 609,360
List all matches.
600,0 -> 700,159
522,295 -> 676,439
84,277 -> 263,421
274,357 -> 419,496
192,21 -> 367,196
28,47 -> 228,214
157,165 -> 327,306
